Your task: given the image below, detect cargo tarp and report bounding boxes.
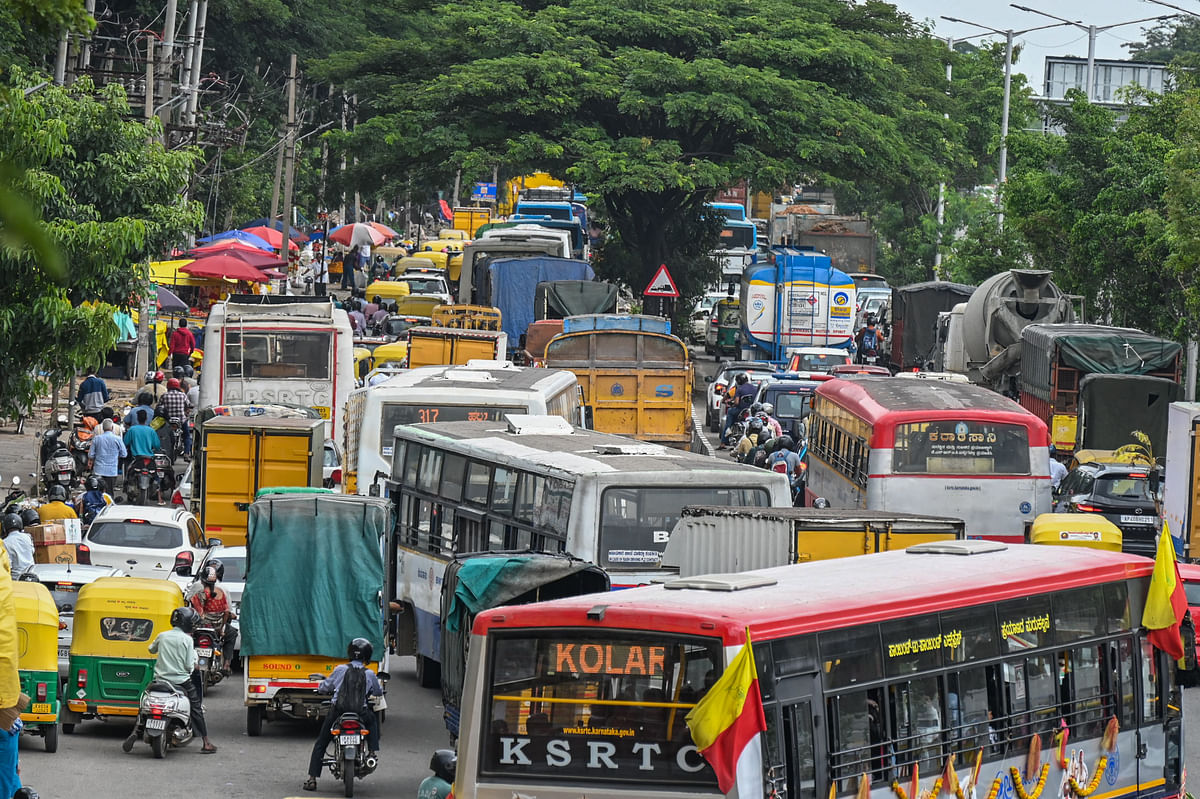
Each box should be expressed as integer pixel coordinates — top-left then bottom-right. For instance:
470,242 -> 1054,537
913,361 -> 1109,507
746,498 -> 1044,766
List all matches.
892,281 -> 974,369
240,494 -> 389,658
1020,324 -> 1182,399
439,554 -> 608,735
534,280 -> 618,321
1078,374 -> 1182,453
488,257 -> 594,346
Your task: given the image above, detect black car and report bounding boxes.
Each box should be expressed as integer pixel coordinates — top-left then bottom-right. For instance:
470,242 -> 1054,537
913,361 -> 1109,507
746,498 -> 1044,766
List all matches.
1054,462 -> 1161,556
756,377 -> 819,439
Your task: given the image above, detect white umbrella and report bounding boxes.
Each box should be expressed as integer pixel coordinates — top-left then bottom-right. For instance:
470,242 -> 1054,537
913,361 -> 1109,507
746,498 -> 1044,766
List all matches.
329,223 -> 387,248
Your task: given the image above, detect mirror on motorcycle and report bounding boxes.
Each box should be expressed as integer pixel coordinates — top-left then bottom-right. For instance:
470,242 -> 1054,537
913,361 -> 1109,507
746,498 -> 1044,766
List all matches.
10,476 -> 19,487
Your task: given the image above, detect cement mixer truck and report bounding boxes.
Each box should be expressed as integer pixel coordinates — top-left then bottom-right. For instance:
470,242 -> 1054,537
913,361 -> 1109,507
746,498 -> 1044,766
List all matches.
938,269 -> 1075,392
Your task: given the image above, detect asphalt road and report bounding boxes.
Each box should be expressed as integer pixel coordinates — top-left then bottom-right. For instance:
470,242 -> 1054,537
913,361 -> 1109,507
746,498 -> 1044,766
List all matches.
15,655 -> 447,799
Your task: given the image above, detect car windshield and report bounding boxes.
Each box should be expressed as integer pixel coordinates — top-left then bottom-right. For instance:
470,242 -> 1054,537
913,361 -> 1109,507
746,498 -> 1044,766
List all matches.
40,581 -> 84,613
88,521 -> 182,549
323,445 -> 340,467
1094,476 -> 1155,502
795,353 -> 848,371
769,391 -> 812,418
210,556 -> 246,582
404,279 -> 445,294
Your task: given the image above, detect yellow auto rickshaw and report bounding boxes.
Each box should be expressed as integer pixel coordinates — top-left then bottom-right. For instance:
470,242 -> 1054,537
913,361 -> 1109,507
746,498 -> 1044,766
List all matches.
1067,447 -> 1153,472
371,340 -> 409,368
15,581 -> 61,752
365,279 -> 412,305
393,257 -> 439,275
63,577 -> 183,732
1026,512 -> 1123,552
353,347 -> 374,383
393,295 -> 442,318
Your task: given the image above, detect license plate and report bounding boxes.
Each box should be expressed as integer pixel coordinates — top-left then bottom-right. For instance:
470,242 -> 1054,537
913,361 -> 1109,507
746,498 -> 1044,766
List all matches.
338,734 -> 360,745
30,703 -> 51,714
146,718 -> 166,730
57,647 -> 69,659
196,647 -> 213,657
1120,515 -> 1155,525
314,406 -> 331,420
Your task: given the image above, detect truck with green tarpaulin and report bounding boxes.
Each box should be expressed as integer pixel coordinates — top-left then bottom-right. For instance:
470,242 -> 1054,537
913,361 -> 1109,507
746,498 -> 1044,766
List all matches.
1018,324 -> 1182,454
239,489 -> 390,736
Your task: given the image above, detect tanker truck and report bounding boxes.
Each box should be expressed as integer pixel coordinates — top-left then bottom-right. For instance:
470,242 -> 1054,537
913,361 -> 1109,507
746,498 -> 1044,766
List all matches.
740,249 -> 855,361
939,269 -> 1074,392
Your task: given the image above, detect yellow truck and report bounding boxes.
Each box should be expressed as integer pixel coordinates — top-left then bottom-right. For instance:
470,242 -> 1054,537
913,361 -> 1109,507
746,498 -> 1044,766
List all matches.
544,314 -> 693,449
195,416 -> 324,546
406,327 -> 508,368
661,506 -> 966,576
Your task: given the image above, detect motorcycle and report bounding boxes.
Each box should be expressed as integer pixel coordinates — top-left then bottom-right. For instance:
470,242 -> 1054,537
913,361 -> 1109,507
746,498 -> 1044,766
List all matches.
125,455 -> 171,505
193,625 -> 224,687
310,691 -> 379,797
39,427 -> 78,490
123,679 -> 194,759
68,421 -> 95,473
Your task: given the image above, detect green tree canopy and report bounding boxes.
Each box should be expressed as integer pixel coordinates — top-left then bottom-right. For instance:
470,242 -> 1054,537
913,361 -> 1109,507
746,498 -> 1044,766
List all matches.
0,71 -> 201,416
318,0 -> 962,300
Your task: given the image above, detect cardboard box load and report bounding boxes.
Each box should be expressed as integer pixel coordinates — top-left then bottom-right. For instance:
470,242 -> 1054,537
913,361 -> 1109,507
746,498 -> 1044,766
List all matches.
34,543 -> 76,564
27,523 -> 65,546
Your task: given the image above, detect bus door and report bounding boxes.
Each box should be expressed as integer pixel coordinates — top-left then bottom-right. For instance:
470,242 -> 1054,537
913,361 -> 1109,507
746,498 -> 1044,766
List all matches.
775,673 -> 825,799
1134,636 -> 1174,796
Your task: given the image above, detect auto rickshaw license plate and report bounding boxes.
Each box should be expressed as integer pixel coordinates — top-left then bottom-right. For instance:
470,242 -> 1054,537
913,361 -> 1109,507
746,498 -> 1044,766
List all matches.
338,734 -> 360,745
147,718 -> 166,730
57,647 -> 69,659
30,703 -> 50,714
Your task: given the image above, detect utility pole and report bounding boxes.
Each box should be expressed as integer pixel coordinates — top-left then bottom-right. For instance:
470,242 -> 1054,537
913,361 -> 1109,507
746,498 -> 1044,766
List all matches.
180,0 -> 198,125
352,93 -> 360,224
186,0 -> 208,125
1011,6 -> 1173,102
159,0 -> 179,128
941,16 -> 1079,230
270,127 -> 284,223
339,91 -> 349,224
280,53 -> 299,285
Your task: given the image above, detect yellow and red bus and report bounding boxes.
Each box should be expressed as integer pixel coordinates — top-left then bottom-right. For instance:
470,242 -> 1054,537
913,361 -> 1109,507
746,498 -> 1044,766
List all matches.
452,542 -> 1182,799
806,377 -> 1051,541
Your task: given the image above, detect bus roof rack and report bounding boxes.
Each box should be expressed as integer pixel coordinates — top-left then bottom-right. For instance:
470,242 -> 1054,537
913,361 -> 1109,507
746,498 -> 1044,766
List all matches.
906,540 -> 1007,556
664,573 -> 778,592
505,415 -> 574,435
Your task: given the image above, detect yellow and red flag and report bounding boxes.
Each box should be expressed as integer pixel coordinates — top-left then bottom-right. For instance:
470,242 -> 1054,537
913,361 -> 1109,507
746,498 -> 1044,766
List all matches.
686,630 -> 767,795
1142,522 -> 1187,660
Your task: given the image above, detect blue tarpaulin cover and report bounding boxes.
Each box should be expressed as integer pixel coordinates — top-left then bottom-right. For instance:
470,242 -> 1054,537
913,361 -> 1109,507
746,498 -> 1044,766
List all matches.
488,257 -> 593,346
240,493 -> 389,658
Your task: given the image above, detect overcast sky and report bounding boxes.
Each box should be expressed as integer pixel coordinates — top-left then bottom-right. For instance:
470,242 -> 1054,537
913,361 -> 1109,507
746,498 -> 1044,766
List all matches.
892,0 -> 1184,86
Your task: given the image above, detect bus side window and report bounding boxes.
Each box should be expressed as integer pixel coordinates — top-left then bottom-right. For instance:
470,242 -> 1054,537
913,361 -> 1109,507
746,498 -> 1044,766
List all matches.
826,688 -> 885,790
1140,638 -> 1163,723
945,667 -> 990,759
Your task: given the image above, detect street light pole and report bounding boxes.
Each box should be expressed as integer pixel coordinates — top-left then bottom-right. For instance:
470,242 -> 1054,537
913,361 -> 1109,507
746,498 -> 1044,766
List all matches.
941,16 -> 1079,230
1010,6 -> 1174,101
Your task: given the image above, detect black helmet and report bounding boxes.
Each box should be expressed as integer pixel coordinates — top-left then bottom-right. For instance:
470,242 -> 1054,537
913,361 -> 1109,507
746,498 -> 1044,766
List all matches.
170,606 -> 200,633
777,435 -> 795,452
347,637 -> 373,663
86,476 -> 101,491
750,402 -> 763,415
430,749 -> 457,783
1,513 -> 23,535
748,417 -> 764,434
19,508 -> 39,528
735,373 -> 749,385
172,366 -> 186,380
48,484 -> 67,502
183,365 -> 195,379
200,560 -> 223,585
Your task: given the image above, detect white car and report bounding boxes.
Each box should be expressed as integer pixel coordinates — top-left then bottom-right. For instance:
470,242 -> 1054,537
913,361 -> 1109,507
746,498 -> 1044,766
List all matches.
22,563 -> 126,677
784,346 -> 852,374
323,439 -> 344,490
398,275 -> 452,305
82,504 -> 216,579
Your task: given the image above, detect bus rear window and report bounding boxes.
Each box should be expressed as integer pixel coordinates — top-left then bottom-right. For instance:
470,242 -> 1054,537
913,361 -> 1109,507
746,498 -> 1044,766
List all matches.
599,487 -> 769,569
226,330 -> 331,380
891,421 -> 1030,475
483,632 -> 721,786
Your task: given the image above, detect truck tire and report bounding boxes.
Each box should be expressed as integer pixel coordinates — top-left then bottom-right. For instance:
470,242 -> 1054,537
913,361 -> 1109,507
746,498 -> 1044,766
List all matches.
247,705 -> 263,737
415,655 -> 440,689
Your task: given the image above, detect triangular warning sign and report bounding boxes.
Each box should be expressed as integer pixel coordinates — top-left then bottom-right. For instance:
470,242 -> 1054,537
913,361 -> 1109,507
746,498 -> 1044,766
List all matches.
643,264 -> 680,298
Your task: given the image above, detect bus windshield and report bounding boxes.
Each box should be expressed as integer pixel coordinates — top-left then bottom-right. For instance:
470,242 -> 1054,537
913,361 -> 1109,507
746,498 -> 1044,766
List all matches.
718,223 -> 755,249
892,420 -> 1030,475
483,631 -> 721,786
599,486 -> 769,568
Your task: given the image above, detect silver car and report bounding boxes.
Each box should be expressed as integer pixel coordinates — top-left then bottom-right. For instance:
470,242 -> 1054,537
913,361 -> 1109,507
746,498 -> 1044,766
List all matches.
21,563 -> 127,677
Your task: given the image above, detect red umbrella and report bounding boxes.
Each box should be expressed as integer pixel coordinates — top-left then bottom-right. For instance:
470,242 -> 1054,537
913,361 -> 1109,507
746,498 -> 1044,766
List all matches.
192,248 -> 286,269
242,225 -> 300,251
180,255 -> 270,282
368,221 -> 399,240
328,223 -> 387,247
189,239 -> 270,256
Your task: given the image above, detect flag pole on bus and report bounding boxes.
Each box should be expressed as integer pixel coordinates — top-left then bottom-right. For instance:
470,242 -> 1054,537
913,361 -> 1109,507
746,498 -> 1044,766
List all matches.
685,628 -> 766,796
1142,521 -> 1187,660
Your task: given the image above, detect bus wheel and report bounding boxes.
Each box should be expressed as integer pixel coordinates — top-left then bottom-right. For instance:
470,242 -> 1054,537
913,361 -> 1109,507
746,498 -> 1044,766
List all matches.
415,655 -> 440,689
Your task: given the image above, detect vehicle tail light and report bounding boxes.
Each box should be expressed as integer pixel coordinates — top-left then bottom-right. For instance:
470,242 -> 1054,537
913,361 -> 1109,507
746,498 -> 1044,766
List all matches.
1130,472 -> 1148,478
1075,503 -> 1100,513
173,551 -> 194,571
59,621 -> 67,630
76,544 -> 91,565
714,383 -> 726,393
337,720 -> 362,733
331,469 -> 342,484
248,684 -> 267,694
77,669 -> 87,688
36,682 -> 46,701
171,489 -> 183,506
197,635 -> 212,648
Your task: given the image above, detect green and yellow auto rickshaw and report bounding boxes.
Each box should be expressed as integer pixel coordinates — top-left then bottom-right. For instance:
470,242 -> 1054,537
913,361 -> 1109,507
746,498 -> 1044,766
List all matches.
15,580 -> 60,752
62,577 -> 182,732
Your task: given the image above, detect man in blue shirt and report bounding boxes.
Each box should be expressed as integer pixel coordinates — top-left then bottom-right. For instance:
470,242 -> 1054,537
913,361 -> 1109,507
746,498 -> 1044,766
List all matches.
122,392 -> 157,429
87,419 -> 126,496
75,366 -> 109,420
303,638 -> 383,792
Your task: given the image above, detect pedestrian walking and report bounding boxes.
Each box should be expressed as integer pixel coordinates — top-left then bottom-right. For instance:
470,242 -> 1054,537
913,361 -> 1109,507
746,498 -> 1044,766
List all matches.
88,419 -> 127,497
169,319 -> 196,369
341,246 -> 359,291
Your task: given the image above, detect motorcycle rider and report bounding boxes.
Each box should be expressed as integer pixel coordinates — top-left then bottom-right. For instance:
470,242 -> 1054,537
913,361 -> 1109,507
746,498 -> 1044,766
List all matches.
188,562 -> 237,676
122,392 -> 157,429
79,476 -> 112,525
74,365 -> 110,422
36,485 -> 78,524
303,638 -> 383,792
768,435 -> 807,506
0,514 -> 33,577
137,370 -> 168,402
758,402 -> 783,438
418,750 -> 457,799
125,607 -> 217,754
855,315 -> 881,365
720,373 -> 758,448
734,417 -> 766,463
157,378 -> 193,459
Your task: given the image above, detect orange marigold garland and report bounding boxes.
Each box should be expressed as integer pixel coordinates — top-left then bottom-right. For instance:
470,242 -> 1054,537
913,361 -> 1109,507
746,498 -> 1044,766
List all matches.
984,774 -> 1004,799
1067,756 -> 1109,798
1009,764 -> 1050,799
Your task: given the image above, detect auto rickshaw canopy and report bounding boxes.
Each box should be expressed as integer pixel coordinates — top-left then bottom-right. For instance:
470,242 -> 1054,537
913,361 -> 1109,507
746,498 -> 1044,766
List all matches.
365,280 -> 412,304
13,581 -> 58,671
71,577 -> 183,658
1027,512 -> 1123,552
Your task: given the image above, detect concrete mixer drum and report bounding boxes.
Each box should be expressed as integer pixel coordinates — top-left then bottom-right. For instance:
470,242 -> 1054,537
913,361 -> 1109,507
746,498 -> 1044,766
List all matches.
961,269 -> 1074,385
